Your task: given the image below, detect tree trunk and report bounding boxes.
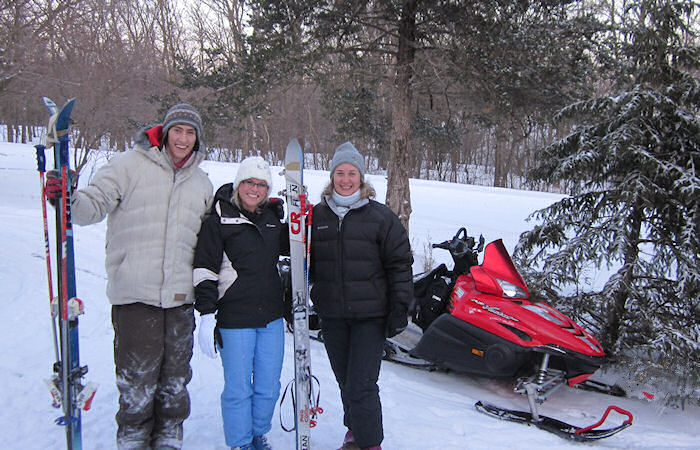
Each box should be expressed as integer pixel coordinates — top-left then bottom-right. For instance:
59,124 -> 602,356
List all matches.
386,0 -> 417,233
493,125 -> 511,188
603,202 -> 642,352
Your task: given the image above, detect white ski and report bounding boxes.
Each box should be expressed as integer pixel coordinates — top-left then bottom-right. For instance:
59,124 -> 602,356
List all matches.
284,138 -> 313,449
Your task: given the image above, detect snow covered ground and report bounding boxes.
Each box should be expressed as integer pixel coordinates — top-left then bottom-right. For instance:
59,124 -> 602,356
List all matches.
1,141 -> 698,449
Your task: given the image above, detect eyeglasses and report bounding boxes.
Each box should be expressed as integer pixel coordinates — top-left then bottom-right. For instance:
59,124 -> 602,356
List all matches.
242,179 -> 269,190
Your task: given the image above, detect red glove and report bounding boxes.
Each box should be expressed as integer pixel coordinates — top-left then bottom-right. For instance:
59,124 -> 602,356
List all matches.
45,169 -> 77,206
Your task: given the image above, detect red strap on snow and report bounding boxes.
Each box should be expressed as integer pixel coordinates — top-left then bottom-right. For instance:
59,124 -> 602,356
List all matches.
575,405 -> 634,434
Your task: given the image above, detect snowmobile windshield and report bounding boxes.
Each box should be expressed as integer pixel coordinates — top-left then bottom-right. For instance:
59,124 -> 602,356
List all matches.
470,239 -> 529,298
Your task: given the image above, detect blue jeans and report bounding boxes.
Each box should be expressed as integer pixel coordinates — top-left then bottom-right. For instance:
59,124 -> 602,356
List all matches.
218,318 -> 284,447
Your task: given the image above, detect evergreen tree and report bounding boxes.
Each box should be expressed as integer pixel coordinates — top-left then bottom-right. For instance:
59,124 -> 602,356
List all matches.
515,0 -> 699,403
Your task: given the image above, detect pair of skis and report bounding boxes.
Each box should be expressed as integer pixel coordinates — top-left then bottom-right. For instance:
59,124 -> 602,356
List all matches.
283,139 -> 322,449
34,97 -> 95,450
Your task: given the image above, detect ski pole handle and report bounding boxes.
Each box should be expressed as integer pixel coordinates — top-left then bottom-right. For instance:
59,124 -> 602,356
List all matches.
306,200 -> 313,226
35,145 -> 47,172
299,193 -> 306,219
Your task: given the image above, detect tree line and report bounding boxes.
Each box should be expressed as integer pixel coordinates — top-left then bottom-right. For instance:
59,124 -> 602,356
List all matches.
3,1 -> 616,194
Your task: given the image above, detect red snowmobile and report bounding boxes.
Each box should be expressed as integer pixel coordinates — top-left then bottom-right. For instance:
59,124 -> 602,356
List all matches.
384,227 -> 633,441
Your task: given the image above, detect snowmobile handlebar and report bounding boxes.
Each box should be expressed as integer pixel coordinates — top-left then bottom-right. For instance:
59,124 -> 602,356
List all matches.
431,228 -> 485,257
431,240 -> 451,250
430,228 -> 485,274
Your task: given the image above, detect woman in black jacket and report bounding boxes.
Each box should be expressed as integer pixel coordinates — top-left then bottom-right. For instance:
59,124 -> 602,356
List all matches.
193,156 -> 288,450
311,142 -> 413,450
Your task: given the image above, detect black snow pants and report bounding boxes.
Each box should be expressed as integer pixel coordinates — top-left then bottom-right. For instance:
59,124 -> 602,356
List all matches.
112,303 -> 194,450
321,317 -> 385,448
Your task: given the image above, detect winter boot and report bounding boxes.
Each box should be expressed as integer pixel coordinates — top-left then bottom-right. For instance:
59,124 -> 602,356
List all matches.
343,430 -> 354,445
230,444 -> 255,450
339,444 -> 361,450
340,444 -> 381,450
338,430 -> 360,450
252,434 -> 272,450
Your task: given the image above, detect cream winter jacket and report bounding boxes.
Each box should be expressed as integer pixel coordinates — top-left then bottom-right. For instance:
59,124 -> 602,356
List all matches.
72,131 -> 213,308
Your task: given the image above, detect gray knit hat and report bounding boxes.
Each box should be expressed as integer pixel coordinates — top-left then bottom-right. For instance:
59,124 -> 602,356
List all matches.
162,103 -> 202,151
329,141 -> 365,179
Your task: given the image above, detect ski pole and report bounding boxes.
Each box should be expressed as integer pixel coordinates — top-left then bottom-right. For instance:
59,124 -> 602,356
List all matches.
305,198 -> 313,274
299,193 -> 322,426
34,144 -> 60,365
304,196 -> 313,300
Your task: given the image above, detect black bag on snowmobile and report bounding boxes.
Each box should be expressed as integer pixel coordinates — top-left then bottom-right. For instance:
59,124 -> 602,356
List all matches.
411,263 -> 452,331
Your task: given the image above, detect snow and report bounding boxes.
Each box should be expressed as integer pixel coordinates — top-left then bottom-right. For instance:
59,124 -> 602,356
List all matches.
1,141 -> 698,449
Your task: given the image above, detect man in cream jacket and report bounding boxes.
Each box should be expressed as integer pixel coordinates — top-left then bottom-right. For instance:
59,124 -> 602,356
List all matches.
50,103 -> 213,449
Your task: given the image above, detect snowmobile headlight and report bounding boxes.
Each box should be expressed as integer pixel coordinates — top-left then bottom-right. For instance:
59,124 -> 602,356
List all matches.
497,279 -> 527,298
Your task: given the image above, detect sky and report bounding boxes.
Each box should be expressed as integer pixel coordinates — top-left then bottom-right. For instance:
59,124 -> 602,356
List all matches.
0,141 -> 698,449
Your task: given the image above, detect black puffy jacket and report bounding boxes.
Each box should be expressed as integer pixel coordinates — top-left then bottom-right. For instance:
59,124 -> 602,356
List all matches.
193,183 -> 289,328
310,198 -> 413,319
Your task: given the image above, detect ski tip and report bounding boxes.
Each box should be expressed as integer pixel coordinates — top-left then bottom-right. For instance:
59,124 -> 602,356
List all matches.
53,98 -> 77,134
42,97 -> 57,114
42,97 -> 77,117
60,98 -> 77,116
284,138 -> 303,172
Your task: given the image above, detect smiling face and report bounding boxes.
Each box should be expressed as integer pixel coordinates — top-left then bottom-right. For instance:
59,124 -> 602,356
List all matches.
164,124 -> 197,165
237,178 -> 269,212
332,162 -> 362,196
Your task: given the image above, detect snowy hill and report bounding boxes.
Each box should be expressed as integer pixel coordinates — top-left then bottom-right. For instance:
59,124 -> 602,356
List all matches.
1,141 -> 698,449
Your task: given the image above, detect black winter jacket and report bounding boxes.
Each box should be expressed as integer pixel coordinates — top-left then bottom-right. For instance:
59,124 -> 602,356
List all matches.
310,198 -> 413,319
193,183 -> 289,328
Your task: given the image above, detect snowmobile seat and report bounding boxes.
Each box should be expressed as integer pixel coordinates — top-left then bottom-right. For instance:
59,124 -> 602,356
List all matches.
411,264 -> 453,331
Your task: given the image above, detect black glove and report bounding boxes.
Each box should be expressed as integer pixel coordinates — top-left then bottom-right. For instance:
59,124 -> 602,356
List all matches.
268,197 -> 285,219
385,306 -> 408,338
45,169 -> 77,207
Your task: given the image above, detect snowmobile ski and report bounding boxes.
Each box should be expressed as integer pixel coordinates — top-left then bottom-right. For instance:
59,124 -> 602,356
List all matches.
475,400 -> 633,442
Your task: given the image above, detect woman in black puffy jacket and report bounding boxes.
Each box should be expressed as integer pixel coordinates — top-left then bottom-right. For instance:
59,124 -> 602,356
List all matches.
310,142 -> 413,450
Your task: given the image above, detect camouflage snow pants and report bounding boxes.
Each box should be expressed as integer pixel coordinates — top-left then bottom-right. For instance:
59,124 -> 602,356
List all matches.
112,303 -> 195,450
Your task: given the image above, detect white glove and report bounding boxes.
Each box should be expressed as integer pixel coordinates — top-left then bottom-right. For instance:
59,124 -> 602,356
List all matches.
198,314 -> 218,359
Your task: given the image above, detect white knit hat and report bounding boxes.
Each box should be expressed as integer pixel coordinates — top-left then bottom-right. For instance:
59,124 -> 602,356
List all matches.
234,156 -> 272,190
